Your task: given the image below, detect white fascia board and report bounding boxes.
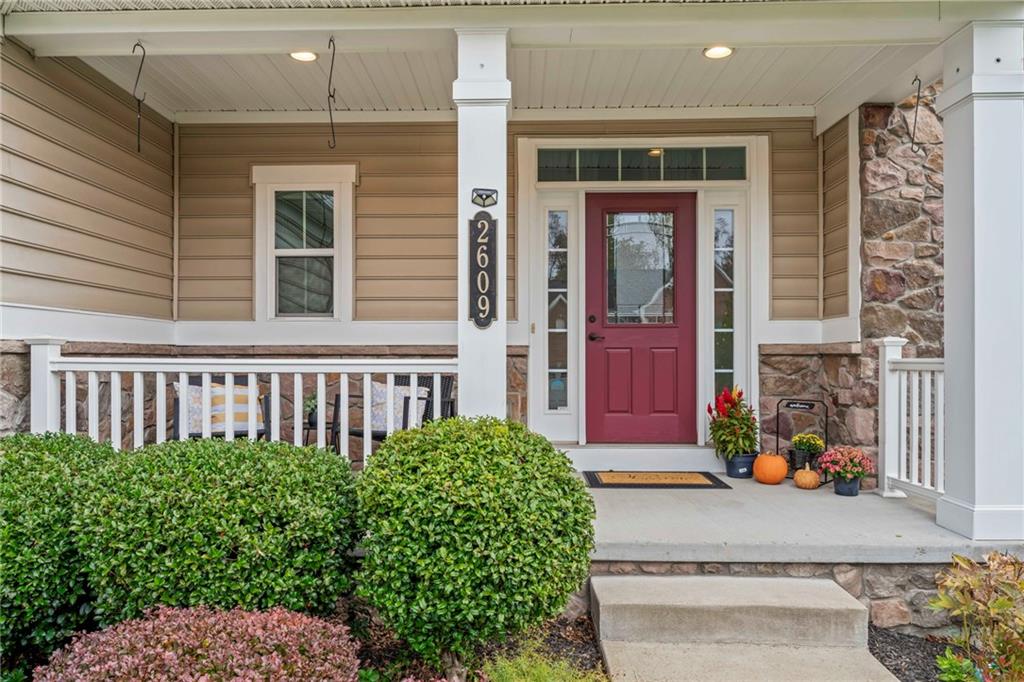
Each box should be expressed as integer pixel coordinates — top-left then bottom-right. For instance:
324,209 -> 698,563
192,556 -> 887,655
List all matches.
173,105 -> 815,125
10,2 -> 1022,57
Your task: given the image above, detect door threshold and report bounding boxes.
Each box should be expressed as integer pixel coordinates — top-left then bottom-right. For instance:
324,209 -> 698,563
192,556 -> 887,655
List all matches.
558,444 -> 721,473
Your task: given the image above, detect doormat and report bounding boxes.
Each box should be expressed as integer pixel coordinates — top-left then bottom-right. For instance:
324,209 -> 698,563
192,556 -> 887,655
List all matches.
582,471 -> 730,489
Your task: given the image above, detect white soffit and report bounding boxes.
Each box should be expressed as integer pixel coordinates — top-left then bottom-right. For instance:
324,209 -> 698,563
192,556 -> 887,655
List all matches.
82,44 -> 898,119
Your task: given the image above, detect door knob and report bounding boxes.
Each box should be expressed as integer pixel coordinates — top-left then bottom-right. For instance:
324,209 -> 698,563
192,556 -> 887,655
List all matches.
588,332 -> 605,341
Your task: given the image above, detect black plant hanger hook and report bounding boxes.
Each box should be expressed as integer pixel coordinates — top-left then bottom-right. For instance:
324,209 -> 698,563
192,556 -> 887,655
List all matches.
327,36 -> 338,149
910,75 -> 923,153
131,40 -> 147,154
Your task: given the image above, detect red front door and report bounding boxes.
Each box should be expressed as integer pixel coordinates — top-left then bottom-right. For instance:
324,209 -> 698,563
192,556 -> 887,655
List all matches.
585,192 -> 697,443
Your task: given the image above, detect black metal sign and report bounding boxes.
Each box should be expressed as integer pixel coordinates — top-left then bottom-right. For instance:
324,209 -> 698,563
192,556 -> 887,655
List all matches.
784,400 -> 817,411
469,210 -> 498,329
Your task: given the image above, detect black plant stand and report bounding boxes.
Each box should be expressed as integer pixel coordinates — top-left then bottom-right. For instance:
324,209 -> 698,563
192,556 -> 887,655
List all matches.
774,398 -> 831,483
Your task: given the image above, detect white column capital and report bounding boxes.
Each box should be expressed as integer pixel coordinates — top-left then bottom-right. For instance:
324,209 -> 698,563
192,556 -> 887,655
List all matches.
937,21 -> 1024,114
452,27 -> 511,106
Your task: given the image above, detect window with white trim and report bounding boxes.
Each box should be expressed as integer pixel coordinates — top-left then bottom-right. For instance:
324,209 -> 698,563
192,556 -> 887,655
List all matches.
251,165 -> 355,322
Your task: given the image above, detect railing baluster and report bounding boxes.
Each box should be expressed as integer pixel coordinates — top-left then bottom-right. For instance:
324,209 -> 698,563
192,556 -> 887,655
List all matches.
271,373 -> 281,442
898,370 -> 907,483
909,371 -> 920,485
338,373 -> 349,456
385,373 -> 395,435
935,372 -> 945,494
316,373 -> 326,448
224,373 -> 235,442
433,372 -> 441,420
201,372 -> 212,439
88,371 -> 99,441
363,373 -> 372,462
922,371 -> 932,490
408,372 -> 419,428
293,373 -> 303,447
178,372 -> 188,441
247,373 -> 257,440
110,371 -> 121,450
133,372 -> 144,449
65,371 -> 76,434
156,372 -> 166,443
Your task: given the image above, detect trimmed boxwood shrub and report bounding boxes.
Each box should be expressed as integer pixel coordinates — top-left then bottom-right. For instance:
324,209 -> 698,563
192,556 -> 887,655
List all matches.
356,417 -> 595,676
34,606 -> 360,681
0,433 -> 115,669
73,439 -> 358,625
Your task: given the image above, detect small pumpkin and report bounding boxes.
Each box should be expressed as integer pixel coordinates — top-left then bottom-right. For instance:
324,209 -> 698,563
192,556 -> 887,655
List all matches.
753,452 -> 788,485
794,463 -> 820,490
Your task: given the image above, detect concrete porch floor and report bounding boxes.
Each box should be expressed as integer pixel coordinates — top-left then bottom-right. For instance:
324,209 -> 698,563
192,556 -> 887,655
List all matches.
591,477 -> 1020,564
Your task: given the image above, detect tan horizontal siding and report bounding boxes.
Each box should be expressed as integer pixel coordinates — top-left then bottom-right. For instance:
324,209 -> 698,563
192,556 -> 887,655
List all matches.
177,122 -> 517,322
0,41 -> 174,319
821,118 -> 849,319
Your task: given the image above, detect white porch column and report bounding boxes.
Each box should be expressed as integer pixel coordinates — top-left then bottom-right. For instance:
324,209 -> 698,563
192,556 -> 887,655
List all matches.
453,28 -> 511,417
936,22 -> 1024,541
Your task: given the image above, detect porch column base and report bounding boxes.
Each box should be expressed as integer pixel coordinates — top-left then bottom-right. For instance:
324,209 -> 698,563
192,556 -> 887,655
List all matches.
936,496 -> 1024,542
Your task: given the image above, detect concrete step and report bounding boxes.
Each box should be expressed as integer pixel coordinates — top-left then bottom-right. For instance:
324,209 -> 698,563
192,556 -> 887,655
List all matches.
591,575 -> 868,648
600,641 -> 897,682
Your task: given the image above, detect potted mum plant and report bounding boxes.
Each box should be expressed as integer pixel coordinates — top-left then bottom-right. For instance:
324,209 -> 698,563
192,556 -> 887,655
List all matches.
817,446 -> 876,496
707,385 -> 760,478
791,432 -> 825,470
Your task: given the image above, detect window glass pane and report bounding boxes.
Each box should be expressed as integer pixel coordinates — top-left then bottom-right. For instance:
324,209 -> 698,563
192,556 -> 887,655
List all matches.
715,331 -> 733,370
274,191 -> 304,248
579,149 -> 618,181
606,212 -> 674,324
548,331 -> 567,370
663,148 -> 703,181
620,148 -> 661,181
548,210 -> 568,249
538,149 -> 576,182
548,251 -> 568,291
276,256 -> 333,316
714,291 -> 733,329
548,372 -> 568,410
548,291 -> 568,330
304,191 -> 334,248
706,147 -> 746,180
714,250 -> 734,289
714,208 -> 734,249
715,372 -> 734,394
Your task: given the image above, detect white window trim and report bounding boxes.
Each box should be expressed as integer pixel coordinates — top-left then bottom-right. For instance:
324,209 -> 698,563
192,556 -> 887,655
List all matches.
252,165 -> 355,323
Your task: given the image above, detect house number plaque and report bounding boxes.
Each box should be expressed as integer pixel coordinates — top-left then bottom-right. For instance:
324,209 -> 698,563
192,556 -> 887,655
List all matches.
469,210 -> 498,329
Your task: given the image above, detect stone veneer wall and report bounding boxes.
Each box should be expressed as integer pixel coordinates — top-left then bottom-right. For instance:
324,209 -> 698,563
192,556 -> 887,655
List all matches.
759,82 -> 944,472
0,341 -> 529,445
589,561 -> 952,634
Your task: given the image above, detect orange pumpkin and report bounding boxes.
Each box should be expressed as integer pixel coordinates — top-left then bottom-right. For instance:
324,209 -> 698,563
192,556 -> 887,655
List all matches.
794,463 -> 820,490
753,452 -> 788,485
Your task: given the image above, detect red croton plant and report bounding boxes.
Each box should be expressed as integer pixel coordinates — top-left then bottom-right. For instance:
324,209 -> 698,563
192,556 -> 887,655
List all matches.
706,385 -> 759,460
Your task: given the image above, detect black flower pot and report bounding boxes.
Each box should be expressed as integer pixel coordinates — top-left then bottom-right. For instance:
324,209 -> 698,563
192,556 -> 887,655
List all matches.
725,453 -> 757,479
307,411 -> 317,429
793,448 -> 813,470
834,477 -> 861,496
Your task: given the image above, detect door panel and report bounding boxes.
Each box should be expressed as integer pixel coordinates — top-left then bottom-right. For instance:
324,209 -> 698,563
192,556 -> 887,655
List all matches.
585,192 -> 697,443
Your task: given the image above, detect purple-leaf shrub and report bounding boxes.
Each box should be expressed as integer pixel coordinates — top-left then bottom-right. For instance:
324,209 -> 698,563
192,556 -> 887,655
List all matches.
35,607 -> 359,682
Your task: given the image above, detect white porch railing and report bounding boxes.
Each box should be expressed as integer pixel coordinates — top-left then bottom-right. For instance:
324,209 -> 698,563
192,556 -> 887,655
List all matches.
27,339 -> 457,461
878,337 -> 945,499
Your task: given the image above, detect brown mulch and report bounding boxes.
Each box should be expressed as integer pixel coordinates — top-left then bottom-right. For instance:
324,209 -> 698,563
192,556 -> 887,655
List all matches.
341,597 -> 605,681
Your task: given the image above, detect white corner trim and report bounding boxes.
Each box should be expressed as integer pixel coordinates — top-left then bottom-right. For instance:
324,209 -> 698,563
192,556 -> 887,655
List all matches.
822,110 -> 863,344
251,164 -> 357,185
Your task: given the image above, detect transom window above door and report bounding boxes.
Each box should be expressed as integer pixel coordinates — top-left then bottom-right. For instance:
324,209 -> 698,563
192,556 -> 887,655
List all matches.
538,147 -> 746,183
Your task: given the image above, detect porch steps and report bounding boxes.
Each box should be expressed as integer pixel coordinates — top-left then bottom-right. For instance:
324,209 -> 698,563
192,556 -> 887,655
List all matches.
591,575 -> 896,681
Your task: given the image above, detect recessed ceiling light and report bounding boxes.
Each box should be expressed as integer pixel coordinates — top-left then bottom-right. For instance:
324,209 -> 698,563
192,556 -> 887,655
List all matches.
647,148 -> 664,158
290,51 -> 318,62
703,46 -> 734,60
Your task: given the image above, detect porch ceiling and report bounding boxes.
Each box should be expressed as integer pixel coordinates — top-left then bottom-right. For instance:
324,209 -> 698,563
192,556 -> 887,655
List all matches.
80,43 -> 929,121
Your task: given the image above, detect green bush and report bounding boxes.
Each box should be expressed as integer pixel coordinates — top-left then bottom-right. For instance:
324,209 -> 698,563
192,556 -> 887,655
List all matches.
482,643 -> 606,682
73,439 -> 358,626
0,433 -> 115,668
356,417 -> 595,675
